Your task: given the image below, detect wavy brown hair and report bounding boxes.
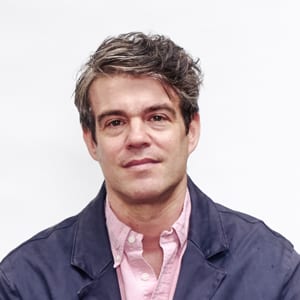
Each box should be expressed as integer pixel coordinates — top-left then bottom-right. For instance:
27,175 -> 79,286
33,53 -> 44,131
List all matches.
74,32 -> 203,142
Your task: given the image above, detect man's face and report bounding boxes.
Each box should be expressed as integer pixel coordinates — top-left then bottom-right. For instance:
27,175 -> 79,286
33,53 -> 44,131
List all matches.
84,75 -> 200,205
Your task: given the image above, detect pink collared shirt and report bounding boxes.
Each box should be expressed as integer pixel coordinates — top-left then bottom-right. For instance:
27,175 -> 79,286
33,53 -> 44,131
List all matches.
105,191 -> 191,300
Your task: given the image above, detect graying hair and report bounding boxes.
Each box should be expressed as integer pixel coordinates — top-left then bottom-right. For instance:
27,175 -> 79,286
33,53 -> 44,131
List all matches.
74,32 -> 203,142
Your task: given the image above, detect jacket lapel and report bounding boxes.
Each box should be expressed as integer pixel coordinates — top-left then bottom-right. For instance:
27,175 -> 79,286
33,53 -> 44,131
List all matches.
70,184 -> 121,299
77,264 -> 121,299
174,242 -> 226,299
173,178 -> 229,299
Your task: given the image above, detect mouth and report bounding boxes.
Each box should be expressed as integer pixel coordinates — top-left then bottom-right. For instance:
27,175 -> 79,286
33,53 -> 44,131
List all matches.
123,158 -> 160,168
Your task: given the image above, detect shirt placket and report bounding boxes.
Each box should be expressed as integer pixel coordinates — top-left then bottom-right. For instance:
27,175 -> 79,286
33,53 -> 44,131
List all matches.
151,231 -> 179,300
125,231 -> 157,300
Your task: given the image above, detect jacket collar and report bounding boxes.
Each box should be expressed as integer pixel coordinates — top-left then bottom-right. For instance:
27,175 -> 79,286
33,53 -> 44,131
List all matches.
172,177 -> 228,299
187,177 -> 229,258
71,183 -> 113,279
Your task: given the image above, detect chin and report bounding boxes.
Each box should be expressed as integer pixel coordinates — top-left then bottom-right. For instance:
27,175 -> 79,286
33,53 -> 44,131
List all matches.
127,186 -> 159,201
123,180 -> 176,205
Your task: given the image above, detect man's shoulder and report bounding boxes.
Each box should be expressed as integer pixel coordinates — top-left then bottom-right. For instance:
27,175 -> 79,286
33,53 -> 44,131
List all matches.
205,194 -> 299,278
188,179 -> 300,298
0,215 -> 78,274
0,192 -> 104,267
0,214 -> 80,298
188,178 -> 294,251
188,177 -> 298,267
215,202 -> 294,251
0,191 -> 107,298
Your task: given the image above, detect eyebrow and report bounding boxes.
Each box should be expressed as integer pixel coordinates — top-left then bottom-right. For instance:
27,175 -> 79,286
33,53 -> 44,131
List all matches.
96,104 -> 177,125
144,104 -> 177,118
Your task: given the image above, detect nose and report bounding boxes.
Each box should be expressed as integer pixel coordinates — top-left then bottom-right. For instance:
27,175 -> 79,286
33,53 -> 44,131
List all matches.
125,118 -> 151,150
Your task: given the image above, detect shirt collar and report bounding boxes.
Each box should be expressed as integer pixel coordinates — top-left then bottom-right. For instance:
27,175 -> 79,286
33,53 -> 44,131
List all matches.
105,199 -> 132,267
172,189 -> 191,247
105,189 -> 191,268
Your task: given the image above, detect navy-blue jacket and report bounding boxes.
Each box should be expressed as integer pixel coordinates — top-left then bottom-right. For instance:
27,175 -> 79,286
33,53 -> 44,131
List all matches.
1,178 -> 300,299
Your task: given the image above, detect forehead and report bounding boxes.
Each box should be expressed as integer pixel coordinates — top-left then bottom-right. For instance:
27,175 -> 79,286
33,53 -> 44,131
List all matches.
88,75 -> 180,113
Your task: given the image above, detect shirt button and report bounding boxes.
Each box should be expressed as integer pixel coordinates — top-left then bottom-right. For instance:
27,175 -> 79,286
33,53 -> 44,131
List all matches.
115,254 -> 121,263
128,235 -> 136,243
141,273 -> 150,281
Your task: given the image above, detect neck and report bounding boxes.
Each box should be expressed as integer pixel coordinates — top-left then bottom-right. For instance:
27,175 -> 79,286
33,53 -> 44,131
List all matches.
107,181 -> 187,239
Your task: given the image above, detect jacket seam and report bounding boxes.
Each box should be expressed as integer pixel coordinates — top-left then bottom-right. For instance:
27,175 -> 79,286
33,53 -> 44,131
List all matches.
3,217 -> 78,260
219,210 -> 294,248
0,267 -> 22,298
279,249 -> 300,298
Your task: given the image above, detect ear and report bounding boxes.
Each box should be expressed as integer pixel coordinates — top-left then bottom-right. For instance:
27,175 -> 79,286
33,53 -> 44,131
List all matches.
187,113 -> 201,154
83,129 -> 98,161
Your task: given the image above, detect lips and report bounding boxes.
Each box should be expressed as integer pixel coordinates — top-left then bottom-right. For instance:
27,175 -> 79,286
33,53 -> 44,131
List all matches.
123,158 -> 159,168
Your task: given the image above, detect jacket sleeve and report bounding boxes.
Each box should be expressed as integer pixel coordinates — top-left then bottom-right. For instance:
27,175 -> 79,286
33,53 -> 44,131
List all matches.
0,268 -> 20,300
280,249 -> 300,299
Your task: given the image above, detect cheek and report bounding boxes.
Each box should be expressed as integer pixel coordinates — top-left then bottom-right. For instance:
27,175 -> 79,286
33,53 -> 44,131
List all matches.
165,131 -> 189,150
96,139 -> 121,162
156,129 -> 186,150
155,129 -> 180,145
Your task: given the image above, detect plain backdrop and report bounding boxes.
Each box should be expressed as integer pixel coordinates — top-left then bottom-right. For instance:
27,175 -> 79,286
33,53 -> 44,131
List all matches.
1,0 -> 299,260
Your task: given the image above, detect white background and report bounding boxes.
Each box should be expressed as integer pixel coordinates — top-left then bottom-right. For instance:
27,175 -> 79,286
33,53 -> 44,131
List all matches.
0,0 -> 299,260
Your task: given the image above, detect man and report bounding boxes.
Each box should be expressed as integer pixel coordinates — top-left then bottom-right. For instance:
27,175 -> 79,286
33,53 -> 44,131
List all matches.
0,32 -> 299,299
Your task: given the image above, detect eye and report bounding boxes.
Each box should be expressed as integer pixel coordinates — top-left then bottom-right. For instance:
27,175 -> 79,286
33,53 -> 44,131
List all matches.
150,115 -> 166,122
105,119 -> 125,128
